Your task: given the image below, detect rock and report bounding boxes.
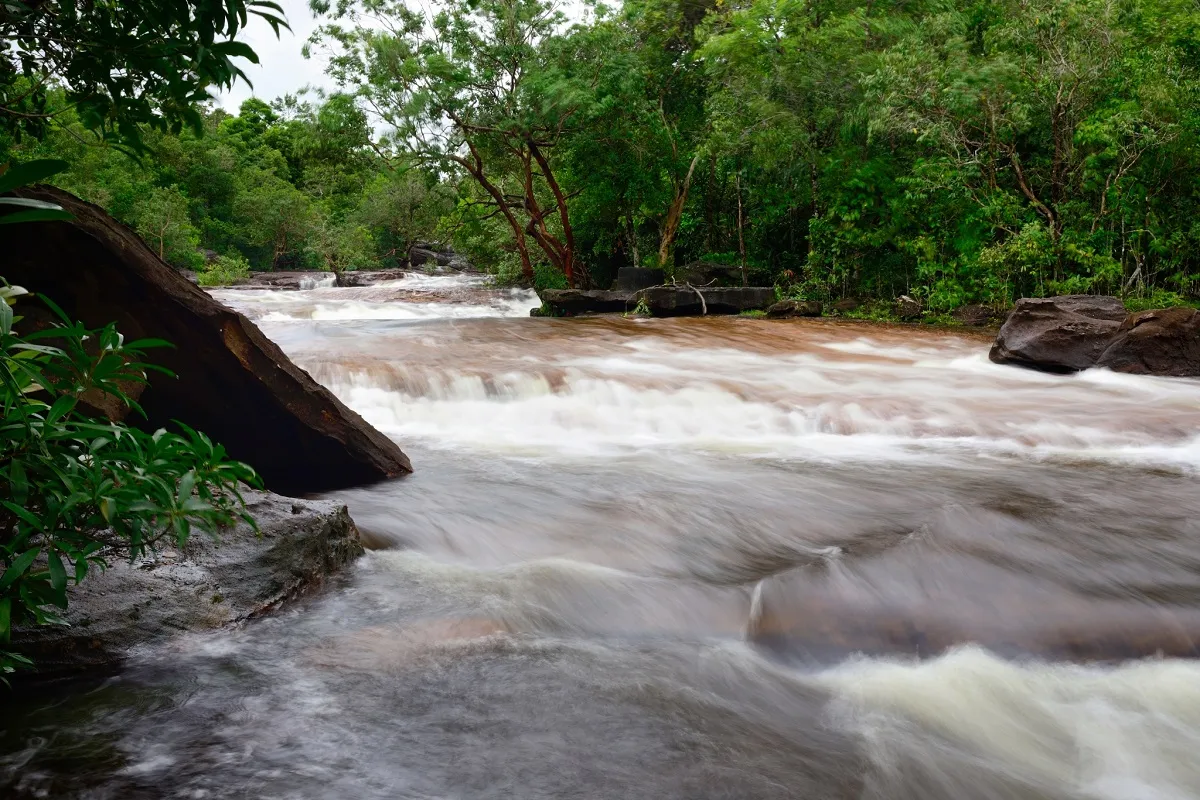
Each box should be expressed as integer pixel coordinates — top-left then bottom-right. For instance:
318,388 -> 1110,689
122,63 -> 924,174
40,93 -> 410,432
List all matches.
409,245 -> 458,268
219,271 -> 335,290
3,186 -> 412,494
952,303 -> 1005,327
675,261 -> 746,288
538,286 -> 776,317
336,269 -> 410,287
895,295 -> 923,320
1096,307 -> 1200,377
637,286 -> 776,316
989,295 -> 1127,373
613,267 -> 665,292
13,492 -> 364,676
538,289 -> 634,315
766,300 -> 823,319
832,298 -> 860,313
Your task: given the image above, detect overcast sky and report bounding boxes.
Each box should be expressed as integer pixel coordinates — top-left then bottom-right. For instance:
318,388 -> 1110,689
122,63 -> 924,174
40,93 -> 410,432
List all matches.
215,0 -> 335,110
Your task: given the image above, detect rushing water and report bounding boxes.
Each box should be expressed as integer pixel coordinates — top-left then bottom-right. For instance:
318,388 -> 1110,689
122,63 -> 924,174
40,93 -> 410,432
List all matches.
5,273 -> 1200,799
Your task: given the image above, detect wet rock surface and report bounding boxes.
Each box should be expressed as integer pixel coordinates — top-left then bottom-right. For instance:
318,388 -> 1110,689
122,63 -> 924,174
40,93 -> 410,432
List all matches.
989,295 -> 1127,372
1096,306 -> 1200,377
12,492 -> 364,676
538,286 -> 775,316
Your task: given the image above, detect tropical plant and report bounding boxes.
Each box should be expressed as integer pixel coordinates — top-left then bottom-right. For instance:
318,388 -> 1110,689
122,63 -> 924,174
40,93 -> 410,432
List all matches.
0,284 -> 260,679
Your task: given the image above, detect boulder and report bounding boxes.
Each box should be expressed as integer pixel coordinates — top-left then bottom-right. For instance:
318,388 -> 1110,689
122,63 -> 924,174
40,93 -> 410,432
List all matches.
3,186 -> 412,495
538,288 -> 633,315
675,260 -> 746,287
336,269 -> 411,287
13,492 -> 364,675
638,286 -> 775,316
952,303 -> 1005,327
1096,307 -> 1200,377
409,245 -> 457,268
895,295 -> 923,320
832,298 -> 860,313
989,295 -> 1127,373
766,300 -> 823,319
613,267 -> 665,292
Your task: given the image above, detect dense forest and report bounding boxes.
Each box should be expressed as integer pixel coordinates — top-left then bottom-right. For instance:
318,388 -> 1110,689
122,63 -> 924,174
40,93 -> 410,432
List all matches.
5,0 -> 1200,310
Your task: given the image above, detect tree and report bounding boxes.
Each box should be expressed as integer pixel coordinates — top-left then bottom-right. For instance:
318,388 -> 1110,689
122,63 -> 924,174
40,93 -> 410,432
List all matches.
311,0 -> 595,286
130,186 -> 204,269
0,0 -> 288,149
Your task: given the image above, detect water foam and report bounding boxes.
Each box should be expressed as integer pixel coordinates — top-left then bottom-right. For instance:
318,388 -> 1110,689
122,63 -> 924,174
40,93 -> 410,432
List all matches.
821,646 -> 1200,799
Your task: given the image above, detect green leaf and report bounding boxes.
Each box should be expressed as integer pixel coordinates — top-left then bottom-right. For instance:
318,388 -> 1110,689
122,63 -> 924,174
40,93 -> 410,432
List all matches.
0,598 -> 10,643
1,501 -> 44,532
47,550 -> 67,596
99,496 -> 117,522
45,394 -> 77,425
0,300 -> 11,334
0,160 -> 70,194
0,548 -> 40,591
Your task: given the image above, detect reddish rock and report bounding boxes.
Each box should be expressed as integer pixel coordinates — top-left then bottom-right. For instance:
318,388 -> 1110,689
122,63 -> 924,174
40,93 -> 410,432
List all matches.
1096,307 -> 1200,377
989,295 -> 1126,372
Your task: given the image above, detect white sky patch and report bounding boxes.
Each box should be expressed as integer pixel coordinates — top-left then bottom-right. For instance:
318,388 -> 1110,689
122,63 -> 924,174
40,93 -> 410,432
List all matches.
215,0 -> 335,110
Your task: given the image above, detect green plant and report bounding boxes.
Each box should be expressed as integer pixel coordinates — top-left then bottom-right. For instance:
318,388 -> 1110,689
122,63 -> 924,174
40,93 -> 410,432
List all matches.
628,294 -> 652,317
0,284 -> 260,679
198,253 -> 252,287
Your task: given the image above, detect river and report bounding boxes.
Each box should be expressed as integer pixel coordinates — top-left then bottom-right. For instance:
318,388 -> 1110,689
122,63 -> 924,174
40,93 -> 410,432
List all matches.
5,273 -> 1200,799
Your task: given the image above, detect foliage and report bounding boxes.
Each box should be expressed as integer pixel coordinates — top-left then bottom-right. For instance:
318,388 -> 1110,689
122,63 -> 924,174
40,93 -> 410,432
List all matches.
198,253 -> 252,287
4,0 -> 1200,306
0,0 -> 288,150
0,283 -> 260,678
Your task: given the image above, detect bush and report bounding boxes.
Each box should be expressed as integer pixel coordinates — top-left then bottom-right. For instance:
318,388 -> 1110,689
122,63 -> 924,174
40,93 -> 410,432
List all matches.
197,253 -> 251,287
0,282 -> 259,679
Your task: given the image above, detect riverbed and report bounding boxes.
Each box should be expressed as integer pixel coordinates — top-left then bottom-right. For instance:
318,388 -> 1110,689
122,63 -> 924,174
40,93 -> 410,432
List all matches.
5,273 -> 1200,799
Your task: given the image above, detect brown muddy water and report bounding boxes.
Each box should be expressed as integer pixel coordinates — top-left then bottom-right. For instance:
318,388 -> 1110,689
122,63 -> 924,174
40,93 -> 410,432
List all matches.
5,272 -> 1200,799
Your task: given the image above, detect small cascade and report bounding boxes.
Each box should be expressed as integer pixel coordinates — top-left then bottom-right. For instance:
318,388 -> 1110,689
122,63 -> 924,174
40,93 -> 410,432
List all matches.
298,273 -> 338,290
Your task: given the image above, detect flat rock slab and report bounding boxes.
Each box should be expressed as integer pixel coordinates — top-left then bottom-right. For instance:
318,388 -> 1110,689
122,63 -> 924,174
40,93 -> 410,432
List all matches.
13,492 -> 364,676
539,286 -> 775,317
3,186 -> 412,495
989,295 -> 1127,372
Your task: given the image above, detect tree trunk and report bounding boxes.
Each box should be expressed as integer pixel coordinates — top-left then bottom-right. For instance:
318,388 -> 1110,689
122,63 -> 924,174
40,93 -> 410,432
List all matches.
735,173 -> 747,287
658,153 -> 701,270
527,140 -> 580,287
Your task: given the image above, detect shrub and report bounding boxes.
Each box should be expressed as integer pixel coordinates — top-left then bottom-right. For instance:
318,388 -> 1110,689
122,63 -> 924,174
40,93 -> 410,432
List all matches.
0,283 -> 259,679
197,253 -> 251,287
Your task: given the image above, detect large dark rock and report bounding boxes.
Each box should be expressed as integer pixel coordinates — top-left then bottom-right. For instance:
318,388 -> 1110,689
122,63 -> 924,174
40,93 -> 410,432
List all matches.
3,186 -> 412,494
675,261 -> 746,287
538,289 -> 634,315
832,298 -> 860,313
13,492 -> 364,675
613,267 -> 665,292
989,295 -> 1127,373
638,286 -> 775,316
767,300 -> 822,319
1096,307 -> 1200,377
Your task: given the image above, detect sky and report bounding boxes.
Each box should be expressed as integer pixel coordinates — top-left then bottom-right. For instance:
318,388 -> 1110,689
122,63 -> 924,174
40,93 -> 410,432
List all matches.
215,0 -> 335,111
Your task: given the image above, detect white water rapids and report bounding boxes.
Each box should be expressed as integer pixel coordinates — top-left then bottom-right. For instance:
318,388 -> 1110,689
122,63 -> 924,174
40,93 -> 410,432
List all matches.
5,273 -> 1200,800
